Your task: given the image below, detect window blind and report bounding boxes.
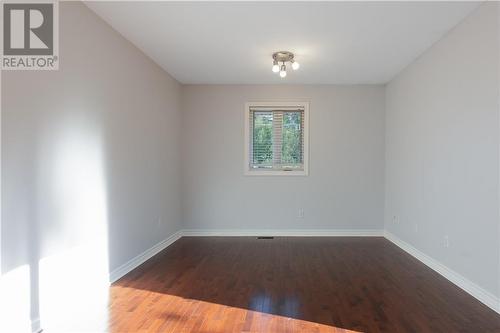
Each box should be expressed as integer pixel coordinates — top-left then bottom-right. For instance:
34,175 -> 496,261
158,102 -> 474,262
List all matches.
249,107 -> 304,171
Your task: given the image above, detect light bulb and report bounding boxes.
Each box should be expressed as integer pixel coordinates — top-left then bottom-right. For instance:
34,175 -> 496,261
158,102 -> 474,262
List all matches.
292,61 -> 300,70
279,64 -> 287,78
272,63 -> 279,73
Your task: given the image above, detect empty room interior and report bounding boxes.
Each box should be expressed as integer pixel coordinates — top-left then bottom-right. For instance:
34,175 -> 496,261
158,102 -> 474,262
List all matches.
2,1 -> 500,332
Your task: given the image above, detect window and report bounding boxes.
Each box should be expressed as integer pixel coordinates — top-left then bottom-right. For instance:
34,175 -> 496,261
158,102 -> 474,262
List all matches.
245,102 -> 309,175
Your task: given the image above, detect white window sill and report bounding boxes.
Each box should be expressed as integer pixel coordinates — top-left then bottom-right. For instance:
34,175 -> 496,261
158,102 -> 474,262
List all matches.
244,170 -> 308,176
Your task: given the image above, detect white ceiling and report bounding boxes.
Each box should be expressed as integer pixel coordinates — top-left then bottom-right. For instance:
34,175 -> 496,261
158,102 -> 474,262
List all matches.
85,1 -> 480,85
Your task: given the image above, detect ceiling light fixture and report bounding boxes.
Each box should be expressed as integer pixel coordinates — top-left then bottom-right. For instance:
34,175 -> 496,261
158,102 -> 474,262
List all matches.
272,51 -> 299,78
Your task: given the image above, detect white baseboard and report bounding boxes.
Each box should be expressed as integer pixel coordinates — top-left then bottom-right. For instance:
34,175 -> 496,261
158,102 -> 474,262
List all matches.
109,230 -> 182,283
181,229 -> 384,237
384,231 -> 500,314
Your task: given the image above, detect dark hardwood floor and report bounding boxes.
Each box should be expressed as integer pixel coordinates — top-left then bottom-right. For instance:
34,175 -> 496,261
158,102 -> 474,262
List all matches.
110,237 -> 500,332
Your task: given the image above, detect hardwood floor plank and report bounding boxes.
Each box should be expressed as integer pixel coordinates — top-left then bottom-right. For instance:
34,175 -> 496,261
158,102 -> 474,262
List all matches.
109,237 -> 500,332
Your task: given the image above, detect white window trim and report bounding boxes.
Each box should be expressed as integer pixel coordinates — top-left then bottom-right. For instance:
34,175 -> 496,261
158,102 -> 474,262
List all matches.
244,101 -> 309,176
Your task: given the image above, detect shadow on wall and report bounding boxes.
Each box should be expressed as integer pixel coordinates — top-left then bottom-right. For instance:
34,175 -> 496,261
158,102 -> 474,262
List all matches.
1,110 -> 111,332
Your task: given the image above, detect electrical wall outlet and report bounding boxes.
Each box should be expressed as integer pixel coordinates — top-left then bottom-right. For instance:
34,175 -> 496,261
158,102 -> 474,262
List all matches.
414,223 -> 419,233
393,215 -> 398,224
444,235 -> 450,248
298,208 -> 305,219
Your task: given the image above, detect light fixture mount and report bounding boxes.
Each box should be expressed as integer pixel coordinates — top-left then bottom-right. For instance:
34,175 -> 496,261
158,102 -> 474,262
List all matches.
272,51 -> 299,78
272,51 -> 295,63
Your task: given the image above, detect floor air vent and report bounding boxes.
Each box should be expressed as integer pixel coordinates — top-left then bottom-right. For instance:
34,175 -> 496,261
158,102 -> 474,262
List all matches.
257,236 -> 274,239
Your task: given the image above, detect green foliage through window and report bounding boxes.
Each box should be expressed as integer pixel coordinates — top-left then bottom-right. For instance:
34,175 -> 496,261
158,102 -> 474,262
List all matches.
282,112 -> 302,165
252,112 -> 273,166
251,110 -> 303,169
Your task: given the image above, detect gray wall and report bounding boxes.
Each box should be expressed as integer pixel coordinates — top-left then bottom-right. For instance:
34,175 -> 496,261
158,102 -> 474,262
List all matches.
181,85 -> 385,232
385,3 -> 499,298
1,2 -> 182,330
2,1 -> 500,330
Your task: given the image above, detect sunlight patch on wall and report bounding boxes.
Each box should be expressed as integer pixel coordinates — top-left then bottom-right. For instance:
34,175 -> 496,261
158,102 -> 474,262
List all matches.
37,115 -> 110,331
0,265 -> 32,332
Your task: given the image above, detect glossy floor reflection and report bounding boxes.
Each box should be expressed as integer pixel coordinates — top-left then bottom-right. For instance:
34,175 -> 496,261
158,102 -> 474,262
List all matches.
109,237 -> 500,332
109,287 -> 357,332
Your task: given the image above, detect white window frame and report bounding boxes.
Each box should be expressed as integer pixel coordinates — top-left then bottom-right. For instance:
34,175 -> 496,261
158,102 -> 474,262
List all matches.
244,101 -> 309,176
